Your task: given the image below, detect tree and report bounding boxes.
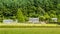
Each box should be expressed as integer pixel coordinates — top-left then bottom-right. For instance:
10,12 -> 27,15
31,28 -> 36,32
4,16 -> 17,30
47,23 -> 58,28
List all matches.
17,8 -> 25,22
0,0 -> 60,23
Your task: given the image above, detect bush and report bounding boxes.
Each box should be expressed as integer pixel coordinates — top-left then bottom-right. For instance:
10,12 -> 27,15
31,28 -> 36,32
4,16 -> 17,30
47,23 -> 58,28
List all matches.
17,8 -> 25,22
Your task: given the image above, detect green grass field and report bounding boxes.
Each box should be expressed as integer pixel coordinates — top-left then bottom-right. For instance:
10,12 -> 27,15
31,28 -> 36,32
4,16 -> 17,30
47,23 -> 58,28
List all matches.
0,23 -> 60,34
0,28 -> 60,34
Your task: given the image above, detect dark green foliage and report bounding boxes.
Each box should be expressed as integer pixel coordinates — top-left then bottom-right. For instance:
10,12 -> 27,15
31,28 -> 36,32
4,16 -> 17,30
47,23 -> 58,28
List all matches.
0,0 -> 60,23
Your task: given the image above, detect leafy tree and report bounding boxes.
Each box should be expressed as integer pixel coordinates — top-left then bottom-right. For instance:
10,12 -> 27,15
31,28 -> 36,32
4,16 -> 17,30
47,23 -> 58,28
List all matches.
17,8 -> 25,22
0,0 -> 60,23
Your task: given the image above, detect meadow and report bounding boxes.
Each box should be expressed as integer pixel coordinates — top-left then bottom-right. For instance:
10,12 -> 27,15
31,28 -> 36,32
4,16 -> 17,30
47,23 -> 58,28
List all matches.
0,23 -> 59,34
0,28 -> 60,34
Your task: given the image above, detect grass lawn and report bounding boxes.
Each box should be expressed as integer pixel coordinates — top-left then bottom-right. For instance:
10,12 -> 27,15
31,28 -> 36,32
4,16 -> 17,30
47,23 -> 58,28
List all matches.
0,28 -> 60,34
0,23 -> 60,34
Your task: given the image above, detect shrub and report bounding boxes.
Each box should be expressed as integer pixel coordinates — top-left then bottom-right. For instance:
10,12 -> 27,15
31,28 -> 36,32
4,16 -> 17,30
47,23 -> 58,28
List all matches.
16,8 -> 25,22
